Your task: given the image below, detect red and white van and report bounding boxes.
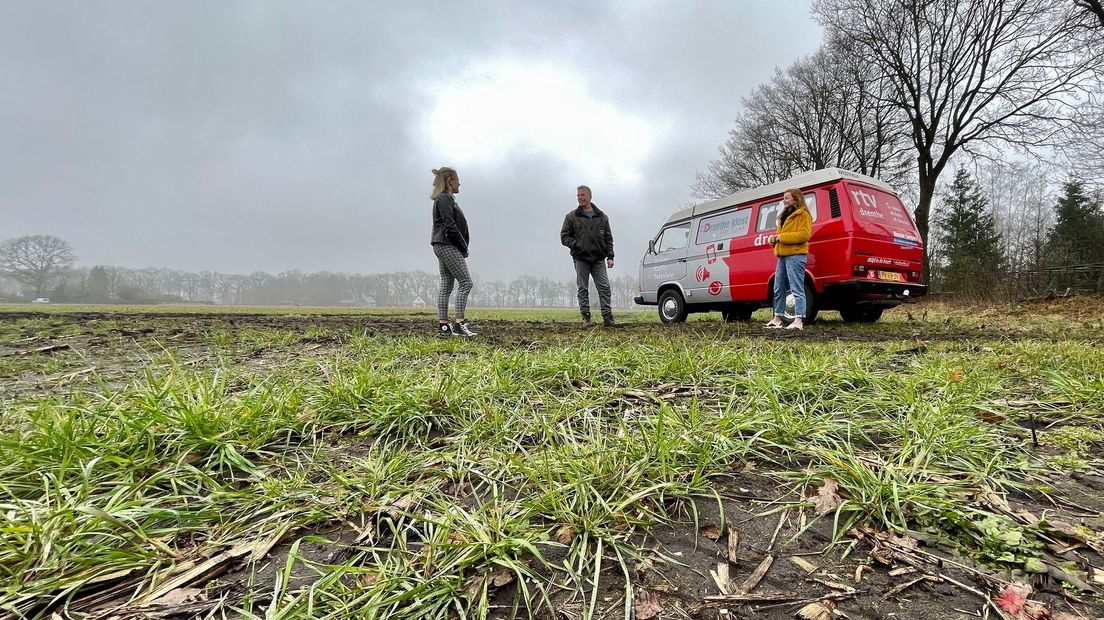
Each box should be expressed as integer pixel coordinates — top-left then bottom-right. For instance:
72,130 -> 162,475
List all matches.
635,168 -> 926,323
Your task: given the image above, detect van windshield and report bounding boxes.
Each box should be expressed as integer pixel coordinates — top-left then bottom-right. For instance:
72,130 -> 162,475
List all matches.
656,224 -> 690,253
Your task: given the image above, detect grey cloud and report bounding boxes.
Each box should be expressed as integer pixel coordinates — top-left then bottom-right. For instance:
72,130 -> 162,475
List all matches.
2,1 -> 822,283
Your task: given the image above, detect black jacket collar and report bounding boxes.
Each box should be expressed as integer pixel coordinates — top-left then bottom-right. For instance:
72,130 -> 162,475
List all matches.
574,203 -> 605,217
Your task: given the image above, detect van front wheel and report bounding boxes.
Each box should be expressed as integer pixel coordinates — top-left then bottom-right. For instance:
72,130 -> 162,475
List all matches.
658,289 -> 688,324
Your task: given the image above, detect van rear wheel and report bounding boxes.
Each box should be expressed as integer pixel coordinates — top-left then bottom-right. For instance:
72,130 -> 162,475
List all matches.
840,305 -> 883,323
722,305 -> 753,322
658,289 -> 688,323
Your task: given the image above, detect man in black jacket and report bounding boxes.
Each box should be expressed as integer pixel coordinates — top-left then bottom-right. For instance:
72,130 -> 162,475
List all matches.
560,185 -> 616,327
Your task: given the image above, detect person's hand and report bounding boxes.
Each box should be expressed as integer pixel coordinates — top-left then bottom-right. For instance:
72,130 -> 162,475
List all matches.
606,258 -> 615,268
768,235 -> 778,245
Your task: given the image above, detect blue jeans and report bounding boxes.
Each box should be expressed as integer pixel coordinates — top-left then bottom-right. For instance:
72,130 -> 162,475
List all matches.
773,254 -> 807,318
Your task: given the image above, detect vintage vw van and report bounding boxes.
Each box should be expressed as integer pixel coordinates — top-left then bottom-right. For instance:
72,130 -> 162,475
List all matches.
635,168 -> 926,323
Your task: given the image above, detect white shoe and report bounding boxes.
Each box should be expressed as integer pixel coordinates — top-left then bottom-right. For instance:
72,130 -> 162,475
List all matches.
764,321 -> 784,329
786,322 -> 804,331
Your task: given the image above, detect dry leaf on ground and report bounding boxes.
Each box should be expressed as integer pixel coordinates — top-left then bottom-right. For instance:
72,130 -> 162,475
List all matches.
813,478 -> 843,515
886,532 -> 919,550
634,589 -> 663,620
994,584 -> 1051,620
797,599 -> 835,620
701,524 -> 722,540
554,524 -> 575,544
489,567 -> 515,587
150,588 -> 204,606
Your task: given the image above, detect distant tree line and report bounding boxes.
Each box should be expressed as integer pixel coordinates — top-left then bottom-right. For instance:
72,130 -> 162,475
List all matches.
0,240 -> 640,308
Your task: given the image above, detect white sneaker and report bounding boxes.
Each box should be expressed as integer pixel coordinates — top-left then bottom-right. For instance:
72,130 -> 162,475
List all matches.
764,321 -> 784,329
786,322 -> 804,331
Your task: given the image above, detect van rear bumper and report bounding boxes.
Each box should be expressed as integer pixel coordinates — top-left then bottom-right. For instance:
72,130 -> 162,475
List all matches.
823,279 -> 927,305
634,295 -> 655,306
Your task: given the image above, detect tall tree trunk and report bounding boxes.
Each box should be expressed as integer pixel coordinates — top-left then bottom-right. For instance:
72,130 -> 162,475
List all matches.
915,162 -> 938,286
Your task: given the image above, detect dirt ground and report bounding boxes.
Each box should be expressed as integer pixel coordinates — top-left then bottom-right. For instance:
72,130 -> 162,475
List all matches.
2,306 -> 1103,619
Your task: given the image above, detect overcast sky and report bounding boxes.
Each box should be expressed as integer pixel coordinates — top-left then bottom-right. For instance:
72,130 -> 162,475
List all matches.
1,1 -> 823,282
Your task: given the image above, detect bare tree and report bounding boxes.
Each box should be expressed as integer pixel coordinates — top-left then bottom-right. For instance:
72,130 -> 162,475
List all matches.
971,159 -> 1054,274
814,0 -> 1102,279
694,46 -> 910,199
1075,0 -> 1104,27
0,235 -> 76,297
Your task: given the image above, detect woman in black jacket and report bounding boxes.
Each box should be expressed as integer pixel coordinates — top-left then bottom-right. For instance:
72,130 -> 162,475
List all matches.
430,167 -> 476,337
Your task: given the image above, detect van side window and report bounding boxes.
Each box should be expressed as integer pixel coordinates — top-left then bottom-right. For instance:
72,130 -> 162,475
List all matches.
696,209 -> 751,245
655,224 -> 691,253
755,193 -> 818,232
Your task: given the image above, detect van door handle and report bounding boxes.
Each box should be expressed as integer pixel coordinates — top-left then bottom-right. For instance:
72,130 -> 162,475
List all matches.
677,258 -> 687,263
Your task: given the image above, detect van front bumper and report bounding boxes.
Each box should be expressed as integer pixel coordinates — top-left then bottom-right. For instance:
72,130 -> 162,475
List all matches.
823,279 -> 928,305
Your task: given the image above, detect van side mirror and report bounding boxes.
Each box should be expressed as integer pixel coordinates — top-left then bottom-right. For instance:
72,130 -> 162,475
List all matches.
648,239 -> 656,255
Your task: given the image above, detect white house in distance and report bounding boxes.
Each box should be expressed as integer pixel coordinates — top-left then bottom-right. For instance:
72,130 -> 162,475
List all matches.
412,295 -> 426,308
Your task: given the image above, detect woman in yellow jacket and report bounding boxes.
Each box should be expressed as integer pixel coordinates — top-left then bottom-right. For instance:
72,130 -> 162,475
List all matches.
764,189 -> 813,330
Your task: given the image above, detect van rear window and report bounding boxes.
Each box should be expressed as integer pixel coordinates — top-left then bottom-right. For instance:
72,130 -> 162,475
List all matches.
848,185 -> 914,229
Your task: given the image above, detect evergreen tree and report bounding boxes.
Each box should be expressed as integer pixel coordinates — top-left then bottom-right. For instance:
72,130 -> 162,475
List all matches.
936,169 -> 1005,293
1045,180 -> 1104,267
86,266 -> 112,303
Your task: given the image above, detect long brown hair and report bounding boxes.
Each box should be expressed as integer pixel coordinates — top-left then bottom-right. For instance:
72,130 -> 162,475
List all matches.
784,189 -> 808,211
779,188 -> 807,226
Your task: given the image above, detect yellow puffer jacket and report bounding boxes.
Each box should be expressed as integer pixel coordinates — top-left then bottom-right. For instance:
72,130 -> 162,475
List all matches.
774,207 -> 812,257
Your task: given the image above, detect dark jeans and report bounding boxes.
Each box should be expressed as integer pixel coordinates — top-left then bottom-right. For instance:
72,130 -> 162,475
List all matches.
574,259 -> 612,318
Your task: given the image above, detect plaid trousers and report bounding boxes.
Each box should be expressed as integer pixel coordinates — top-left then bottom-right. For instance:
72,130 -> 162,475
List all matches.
433,243 -> 473,320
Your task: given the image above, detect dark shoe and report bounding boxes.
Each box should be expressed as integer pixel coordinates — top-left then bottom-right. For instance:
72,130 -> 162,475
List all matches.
602,315 -> 616,327
437,323 -> 453,337
452,321 -> 478,337
582,316 -> 594,328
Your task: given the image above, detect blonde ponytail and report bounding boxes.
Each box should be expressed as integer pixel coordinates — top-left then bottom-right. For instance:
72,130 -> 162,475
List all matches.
431,167 -> 457,199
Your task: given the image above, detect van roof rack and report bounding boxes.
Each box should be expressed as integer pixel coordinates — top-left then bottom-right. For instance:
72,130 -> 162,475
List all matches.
666,167 -> 895,224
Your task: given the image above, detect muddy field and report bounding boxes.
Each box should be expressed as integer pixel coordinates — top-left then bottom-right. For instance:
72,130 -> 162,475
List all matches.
1,302 -> 1102,620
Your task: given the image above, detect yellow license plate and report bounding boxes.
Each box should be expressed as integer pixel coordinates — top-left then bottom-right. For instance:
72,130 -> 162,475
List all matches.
878,271 -> 902,282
